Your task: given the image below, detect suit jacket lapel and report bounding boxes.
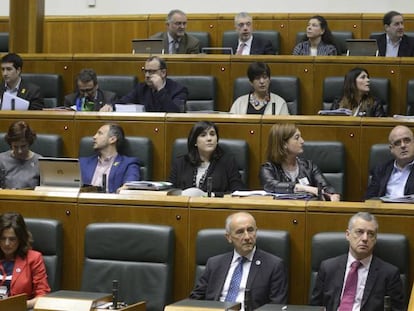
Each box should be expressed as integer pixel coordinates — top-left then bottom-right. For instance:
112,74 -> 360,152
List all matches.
246,250 -> 260,289
215,253 -> 233,300
361,257 -> 379,308
332,255 -> 348,310
11,256 -> 26,287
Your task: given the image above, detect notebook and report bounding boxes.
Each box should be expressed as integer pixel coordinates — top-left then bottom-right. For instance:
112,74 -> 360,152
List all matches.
36,157 -> 81,191
131,39 -> 164,54
346,39 -> 378,56
1,92 -> 30,110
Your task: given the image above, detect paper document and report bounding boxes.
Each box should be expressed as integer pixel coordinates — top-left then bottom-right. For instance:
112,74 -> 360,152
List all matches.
380,195 -> 414,203
123,181 -> 173,190
318,108 -> 352,116
115,104 -> 145,112
1,93 -> 29,110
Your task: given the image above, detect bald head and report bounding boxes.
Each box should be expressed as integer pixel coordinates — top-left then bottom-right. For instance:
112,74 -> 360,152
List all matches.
388,125 -> 414,167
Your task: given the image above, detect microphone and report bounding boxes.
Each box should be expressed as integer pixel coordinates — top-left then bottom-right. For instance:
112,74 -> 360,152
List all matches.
207,176 -> 213,197
272,102 -> 275,115
102,173 -> 107,193
11,98 -> 15,110
111,280 -> 119,310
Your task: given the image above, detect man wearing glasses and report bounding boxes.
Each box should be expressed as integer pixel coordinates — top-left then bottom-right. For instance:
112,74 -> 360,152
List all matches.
230,12 -> 275,55
119,56 -> 188,112
365,125 -> 414,199
310,212 -> 404,311
150,9 -> 200,54
63,68 -> 116,111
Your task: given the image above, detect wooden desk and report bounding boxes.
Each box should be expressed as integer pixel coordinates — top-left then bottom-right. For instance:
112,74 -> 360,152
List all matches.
0,294 -> 27,311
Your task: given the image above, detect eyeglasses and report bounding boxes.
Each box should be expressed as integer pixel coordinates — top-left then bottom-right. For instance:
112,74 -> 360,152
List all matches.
352,229 -> 376,240
0,236 -> 18,243
142,68 -> 161,75
237,22 -> 252,28
391,137 -> 413,147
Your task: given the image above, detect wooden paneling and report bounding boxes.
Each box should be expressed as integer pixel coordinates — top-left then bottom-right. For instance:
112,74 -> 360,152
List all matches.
77,193 -> 190,300
0,190 -> 78,289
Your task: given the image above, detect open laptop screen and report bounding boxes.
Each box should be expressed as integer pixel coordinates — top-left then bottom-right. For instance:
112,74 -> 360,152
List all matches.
132,39 -> 164,54
38,157 -> 81,188
346,39 -> 378,56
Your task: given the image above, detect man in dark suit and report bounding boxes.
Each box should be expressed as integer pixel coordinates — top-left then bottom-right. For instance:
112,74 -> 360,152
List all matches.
229,12 -> 275,55
371,11 -> 414,57
366,125 -> 414,199
310,212 -> 404,311
63,68 -> 117,111
80,123 -> 140,193
190,211 -> 288,310
119,56 -> 188,112
150,9 -> 200,54
0,53 -> 44,110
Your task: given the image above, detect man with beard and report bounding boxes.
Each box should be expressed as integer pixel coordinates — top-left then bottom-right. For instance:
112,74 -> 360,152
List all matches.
79,123 -> 140,193
150,9 -> 200,54
118,56 -> 187,112
190,211 -> 288,310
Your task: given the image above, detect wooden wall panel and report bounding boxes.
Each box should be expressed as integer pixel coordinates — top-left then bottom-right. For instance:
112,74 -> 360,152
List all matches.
77,195 -> 189,300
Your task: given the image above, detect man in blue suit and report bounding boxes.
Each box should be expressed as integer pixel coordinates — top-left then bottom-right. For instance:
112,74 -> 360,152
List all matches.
190,212 -> 288,310
80,123 -> 140,193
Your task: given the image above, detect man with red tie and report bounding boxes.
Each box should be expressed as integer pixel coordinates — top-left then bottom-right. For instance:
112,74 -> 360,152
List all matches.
310,212 -> 404,311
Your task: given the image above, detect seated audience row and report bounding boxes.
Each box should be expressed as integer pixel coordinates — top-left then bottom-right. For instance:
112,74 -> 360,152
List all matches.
2,210 -> 405,311
147,9 -> 414,57
0,120 -> 411,201
1,52 -> 392,117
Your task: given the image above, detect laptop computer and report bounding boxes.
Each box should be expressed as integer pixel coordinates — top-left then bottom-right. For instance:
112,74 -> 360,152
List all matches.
131,39 -> 164,54
36,157 -> 81,191
201,47 -> 234,55
346,39 -> 378,56
1,92 -> 30,110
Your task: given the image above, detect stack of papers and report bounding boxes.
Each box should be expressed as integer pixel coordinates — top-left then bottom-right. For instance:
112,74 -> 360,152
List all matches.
231,190 -> 314,200
380,195 -> 414,203
123,181 -> 173,191
318,108 -> 352,116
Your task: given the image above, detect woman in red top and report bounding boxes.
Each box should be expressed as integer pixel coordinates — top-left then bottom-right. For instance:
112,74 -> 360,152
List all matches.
0,212 -> 50,309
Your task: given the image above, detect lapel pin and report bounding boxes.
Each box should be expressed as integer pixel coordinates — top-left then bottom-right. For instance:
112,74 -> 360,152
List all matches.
255,260 -> 261,266
16,268 -> 21,273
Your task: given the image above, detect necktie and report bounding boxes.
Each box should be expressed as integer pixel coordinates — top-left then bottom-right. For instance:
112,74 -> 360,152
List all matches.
225,257 -> 246,302
236,43 -> 246,55
338,261 -> 362,311
171,40 -> 179,54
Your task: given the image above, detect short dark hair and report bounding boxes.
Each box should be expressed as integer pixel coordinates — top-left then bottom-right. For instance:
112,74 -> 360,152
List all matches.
107,123 -> 125,152
1,53 -> 23,70
5,120 -> 37,146
77,68 -> 98,85
383,11 -> 402,26
0,212 -> 33,259
247,62 -> 271,82
146,56 -> 167,70
186,121 -> 222,166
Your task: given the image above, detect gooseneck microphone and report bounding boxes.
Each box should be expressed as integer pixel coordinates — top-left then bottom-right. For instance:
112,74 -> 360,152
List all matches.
207,176 -> 213,197
111,279 -> 119,309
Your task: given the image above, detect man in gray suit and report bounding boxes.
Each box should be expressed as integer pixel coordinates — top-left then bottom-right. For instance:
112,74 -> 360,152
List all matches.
150,9 -> 200,54
190,211 -> 288,310
310,212 -> 404,311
